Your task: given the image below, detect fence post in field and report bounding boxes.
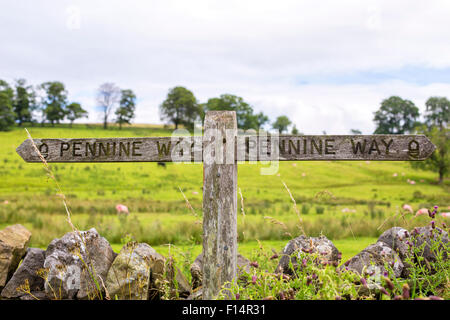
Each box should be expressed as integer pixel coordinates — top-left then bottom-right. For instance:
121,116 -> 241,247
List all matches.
202,111 -> 238,299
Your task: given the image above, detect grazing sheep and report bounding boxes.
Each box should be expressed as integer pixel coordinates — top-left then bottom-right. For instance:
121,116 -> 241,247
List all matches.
402,204 -> 413,214
415,208 -> 429,217
115,204 -> 129,215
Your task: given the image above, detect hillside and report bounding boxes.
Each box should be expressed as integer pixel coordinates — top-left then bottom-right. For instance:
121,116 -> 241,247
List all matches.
0,124 -> 448,254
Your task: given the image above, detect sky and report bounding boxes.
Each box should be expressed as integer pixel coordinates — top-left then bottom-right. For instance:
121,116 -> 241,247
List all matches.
1,0 -> 450,134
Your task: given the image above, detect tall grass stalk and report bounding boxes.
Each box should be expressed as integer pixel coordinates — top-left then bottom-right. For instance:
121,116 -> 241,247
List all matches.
281,180 -> 305,236
25,128 -> 107,299
178,186 -> 202,225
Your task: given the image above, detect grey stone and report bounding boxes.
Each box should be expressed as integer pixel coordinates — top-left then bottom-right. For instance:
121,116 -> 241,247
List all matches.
341,241 -> 404,279
275,235 -> 341,275
186,288 -> 203,300
378,227 -> 410,260
410,226 -> 448,263
19,291 -> 49,300
0,224 -> 32,288
44,228 -> 115,300
106,242 -> 190,300
378,227 -> 413,277
190,253 -> 251,290
1,248 -> 45,298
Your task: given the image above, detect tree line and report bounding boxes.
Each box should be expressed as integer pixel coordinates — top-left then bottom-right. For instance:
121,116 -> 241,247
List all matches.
371,95 -> 448,184
159,86 -> 294,133
0,80 -> 447,183
0,79 -> 136,130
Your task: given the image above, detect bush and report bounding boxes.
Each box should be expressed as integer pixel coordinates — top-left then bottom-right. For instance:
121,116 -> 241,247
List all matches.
412,190 -> 423,200
301,204 -> 310,215
315,206 -> 325,214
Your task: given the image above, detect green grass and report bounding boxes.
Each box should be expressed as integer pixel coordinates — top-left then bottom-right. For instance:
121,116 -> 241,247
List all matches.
1,123 -> 449,256
140,237 -> 376,265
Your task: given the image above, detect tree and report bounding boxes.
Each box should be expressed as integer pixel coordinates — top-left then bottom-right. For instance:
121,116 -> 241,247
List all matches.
350,129 -> 362,135
115,89 -> 136,129
13,79 -> 37,126
160,86 -> 200,130
291,125 -> 299,135
255,112 -> 269,130
40,81 -> 68,126
66,102 -> 88,127
411,125 -> 448,184
411,96 -> 450,184
97,82 -> 121,129
0,80 -> 16,131
424,96 -> 449,130
272,115 -> 292,133
373,96 -> 419,134
204,94 -> 269,130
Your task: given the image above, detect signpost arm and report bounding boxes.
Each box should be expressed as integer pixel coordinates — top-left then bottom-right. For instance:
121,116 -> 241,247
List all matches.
202,111 -> 238,299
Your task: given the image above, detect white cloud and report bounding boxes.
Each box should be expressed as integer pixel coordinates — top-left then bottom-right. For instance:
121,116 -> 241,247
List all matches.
1,0 -> 450,132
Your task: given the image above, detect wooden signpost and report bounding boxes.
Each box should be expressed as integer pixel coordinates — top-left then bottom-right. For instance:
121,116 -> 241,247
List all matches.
16,111 -> 436,299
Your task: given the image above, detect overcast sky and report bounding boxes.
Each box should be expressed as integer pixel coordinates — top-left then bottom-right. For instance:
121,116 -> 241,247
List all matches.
1,0 -> 450,133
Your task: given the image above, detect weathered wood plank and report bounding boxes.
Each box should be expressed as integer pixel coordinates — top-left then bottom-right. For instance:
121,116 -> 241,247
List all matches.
241,134 -> 437,161
15,137 -> 202,163
16,134 -> 435,162
202,111 -> 238,300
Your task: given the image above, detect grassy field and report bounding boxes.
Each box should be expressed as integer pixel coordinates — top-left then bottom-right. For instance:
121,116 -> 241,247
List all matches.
0,123 -> 449,263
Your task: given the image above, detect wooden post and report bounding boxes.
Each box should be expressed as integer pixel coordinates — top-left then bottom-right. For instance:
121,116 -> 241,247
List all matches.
202,111 -> 238,299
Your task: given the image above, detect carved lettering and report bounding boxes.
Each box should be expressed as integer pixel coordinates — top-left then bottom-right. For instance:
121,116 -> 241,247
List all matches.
86,142 -> 96,156
381,139 -> 393,155
311,139 -> 322,154
325,139 -> 335,155
132,141 -> 142,156
351,139 -> 367,154
279,139 -> 286,154
157,141 -> 171,157
72,142 -> 82,157
408,140 -> 420,158
119,142 -> 130,156
99,143 -> 110,156
38,143 -> 49,159
16,135 -> 435,163
288,140 -> 300,154
60,142 -> 70,156
368,140 -> 380,155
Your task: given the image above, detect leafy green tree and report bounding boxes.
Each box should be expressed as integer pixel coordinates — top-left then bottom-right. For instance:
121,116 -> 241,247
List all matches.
115,89 -> 136,129
350,129 -> 362,135
411,125 -> 448,184
411,96 -> 450,184
13,79 -> 37,126
292,125 -> 299,135
97,82 -> 121,129
424,96 -> 449,130
373,96 -> 420,134
255,112 -> 270,130
160,86 -> 200,130
272,115 -> 292,133
0,80 -> 16,131
204,94 -> 269,130
66,102 -> 88,127
40,81 -> 68,126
